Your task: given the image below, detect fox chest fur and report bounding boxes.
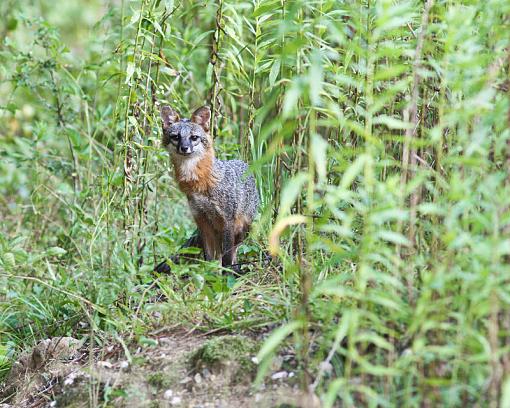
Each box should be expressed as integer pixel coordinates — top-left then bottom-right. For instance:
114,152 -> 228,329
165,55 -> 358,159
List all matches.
172,150 -> 227,230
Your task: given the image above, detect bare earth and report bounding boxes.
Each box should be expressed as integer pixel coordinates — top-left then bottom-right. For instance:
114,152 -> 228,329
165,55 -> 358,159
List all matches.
0,328 -> 307,408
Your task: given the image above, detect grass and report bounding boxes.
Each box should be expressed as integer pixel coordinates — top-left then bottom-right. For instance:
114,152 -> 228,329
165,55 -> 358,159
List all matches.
1,0 -> 510,406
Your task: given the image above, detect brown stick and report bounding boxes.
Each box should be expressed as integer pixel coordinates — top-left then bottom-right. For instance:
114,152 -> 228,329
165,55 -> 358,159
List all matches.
400,0 -> 434,303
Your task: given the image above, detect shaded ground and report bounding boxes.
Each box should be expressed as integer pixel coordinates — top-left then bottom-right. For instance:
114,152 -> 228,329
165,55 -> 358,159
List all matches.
0,328 -> 306,407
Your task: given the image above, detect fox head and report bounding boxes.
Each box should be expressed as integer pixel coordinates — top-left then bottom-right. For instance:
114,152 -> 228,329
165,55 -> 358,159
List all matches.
160,105 -> 212,158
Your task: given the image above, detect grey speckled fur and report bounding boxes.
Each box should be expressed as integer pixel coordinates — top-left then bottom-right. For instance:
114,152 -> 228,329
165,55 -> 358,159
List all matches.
187,159 -> 259,228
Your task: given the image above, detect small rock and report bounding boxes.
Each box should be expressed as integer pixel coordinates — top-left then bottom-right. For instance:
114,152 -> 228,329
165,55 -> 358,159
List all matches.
251,356 -> 259,364
202,368 -> 211,379
319,361 -> 333,374
288,371 -> 295,378
97,361 -> 113,369
159,337 -> 172,346
283,354 -> 294,361
194,373 -> 202,384
270,356 -> 283,372
170,396 -> 182,406
179,376 -> 192,384
119,360 -> 129,369
350,377 -> 362,385
271,371 -> 288,380
64,372 -> 78,386
163,389 -> 173,399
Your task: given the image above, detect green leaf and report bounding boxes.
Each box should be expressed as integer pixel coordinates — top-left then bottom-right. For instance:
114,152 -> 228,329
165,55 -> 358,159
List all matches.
279,172 -> 308,217
253,0 -> 280,18
501,377 -> 510,408
138,336 -> 158,347
282,81 -> 301,118
46,247 -> 67,257
125,62 -> 135,84
269,59 -> 280,88
130,10 -> 141,25
311,133 -> 328,182
341,154 -> 367,189
376,230 -> 411,247
373,114 -> 411,130
324,378 -> 348,408
7,17 -> 18,31
6,102 -> 17,114
370,208 -> 408,224
3,252 -> 15,269
309,51 -> 324,106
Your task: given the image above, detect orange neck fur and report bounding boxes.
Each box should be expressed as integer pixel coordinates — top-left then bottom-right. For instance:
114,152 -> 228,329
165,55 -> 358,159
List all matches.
172,148 -> 217,195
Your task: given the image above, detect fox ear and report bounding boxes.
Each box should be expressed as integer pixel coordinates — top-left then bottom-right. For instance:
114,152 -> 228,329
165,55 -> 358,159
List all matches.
191,106 -> 211,133
160,105 -> 180,129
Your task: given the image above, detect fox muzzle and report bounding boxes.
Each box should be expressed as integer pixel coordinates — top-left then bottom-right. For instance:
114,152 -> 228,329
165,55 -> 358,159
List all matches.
178,141 -> 193,155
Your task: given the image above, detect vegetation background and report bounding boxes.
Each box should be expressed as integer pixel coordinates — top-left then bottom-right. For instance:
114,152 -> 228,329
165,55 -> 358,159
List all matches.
0,0 -> 509,406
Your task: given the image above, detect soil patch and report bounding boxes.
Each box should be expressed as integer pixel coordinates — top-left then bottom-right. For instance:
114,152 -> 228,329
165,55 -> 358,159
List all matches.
0,330 -> 306,407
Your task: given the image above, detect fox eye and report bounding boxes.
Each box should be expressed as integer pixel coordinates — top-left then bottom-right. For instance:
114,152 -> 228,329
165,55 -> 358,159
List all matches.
170,133 -> 179,139
190,135 -> 199,142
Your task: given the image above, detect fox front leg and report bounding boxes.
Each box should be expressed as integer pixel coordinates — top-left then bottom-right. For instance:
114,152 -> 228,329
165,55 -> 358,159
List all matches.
221,227 -> 236,267
195,218 -> 220,262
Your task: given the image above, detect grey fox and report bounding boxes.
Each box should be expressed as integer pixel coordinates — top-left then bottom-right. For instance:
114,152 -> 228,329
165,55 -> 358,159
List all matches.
160,104 -> 259,268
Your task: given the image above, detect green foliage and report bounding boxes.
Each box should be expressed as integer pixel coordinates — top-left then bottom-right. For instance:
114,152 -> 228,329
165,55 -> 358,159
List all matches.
1,0 -> 510,406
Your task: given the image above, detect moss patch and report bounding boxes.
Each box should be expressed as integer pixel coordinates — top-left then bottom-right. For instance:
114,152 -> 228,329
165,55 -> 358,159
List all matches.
147,371 -> 172,389
190,335 -> 257,382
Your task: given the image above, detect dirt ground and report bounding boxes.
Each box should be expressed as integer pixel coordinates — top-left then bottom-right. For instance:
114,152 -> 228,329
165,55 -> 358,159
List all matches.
0,328 -> 313,408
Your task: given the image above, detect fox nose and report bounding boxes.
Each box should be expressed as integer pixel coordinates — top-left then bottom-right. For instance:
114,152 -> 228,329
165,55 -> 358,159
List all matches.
179,145 -> 192,155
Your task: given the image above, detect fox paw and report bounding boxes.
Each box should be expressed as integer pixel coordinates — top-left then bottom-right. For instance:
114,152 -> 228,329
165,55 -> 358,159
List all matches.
227,264 -> 243,276
154,260 -> 172,274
